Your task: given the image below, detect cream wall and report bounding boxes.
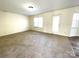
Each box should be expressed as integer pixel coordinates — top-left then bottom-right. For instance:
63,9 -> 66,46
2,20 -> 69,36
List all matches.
0,6 -> 79,37
0,11 -> 29,36
29,6 -> 79,36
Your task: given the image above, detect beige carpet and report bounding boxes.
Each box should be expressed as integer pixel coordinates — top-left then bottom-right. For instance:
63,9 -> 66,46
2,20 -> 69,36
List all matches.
0,30 -> 75,58
69,37 -> 79,57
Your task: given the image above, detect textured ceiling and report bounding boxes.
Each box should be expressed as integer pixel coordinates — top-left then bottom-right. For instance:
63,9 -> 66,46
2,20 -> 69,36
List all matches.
0,0 -> 79,16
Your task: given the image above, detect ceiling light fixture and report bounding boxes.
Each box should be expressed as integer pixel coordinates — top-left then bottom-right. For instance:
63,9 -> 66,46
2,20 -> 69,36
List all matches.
28,6 -> 33,8
23,2 -> 38,12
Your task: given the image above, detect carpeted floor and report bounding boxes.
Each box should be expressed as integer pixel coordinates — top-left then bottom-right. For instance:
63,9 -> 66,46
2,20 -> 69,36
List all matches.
69,36 -> 79,57
0,30 -> 75,58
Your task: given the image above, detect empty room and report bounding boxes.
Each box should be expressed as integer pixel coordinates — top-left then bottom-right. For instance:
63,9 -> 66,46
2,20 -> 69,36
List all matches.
0,0 -> 79,58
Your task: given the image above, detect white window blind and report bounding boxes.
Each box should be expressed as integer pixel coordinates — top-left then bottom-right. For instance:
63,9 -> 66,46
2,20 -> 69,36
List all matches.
34,17 -> 43,28
52,16 -> 60,33
70,13 -> 79,36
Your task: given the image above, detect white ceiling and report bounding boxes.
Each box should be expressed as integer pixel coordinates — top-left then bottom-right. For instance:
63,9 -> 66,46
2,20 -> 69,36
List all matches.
0,0 -> 79,16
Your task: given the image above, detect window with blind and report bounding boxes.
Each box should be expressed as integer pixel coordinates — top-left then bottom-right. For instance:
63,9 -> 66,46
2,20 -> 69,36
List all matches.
34,17 -> 43,28
70,13 -> 79,36
52,16 -> 60,33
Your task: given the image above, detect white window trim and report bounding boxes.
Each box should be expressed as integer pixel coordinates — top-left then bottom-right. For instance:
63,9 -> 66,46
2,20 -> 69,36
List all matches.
34,16 -> 43,28
70,13 -> 79,36
52,16 -> 60,33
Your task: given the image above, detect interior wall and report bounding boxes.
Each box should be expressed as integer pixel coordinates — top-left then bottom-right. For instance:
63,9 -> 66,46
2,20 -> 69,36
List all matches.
0,11 -> 29,36
0,6 -> 79,37
29,6 -> 79,36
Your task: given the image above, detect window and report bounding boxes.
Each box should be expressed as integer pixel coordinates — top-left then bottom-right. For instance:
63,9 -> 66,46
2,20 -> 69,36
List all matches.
70,13 -> 79,36
71,13 -> 79,27
52,16 -> 60,33
34,17 -> 43,28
